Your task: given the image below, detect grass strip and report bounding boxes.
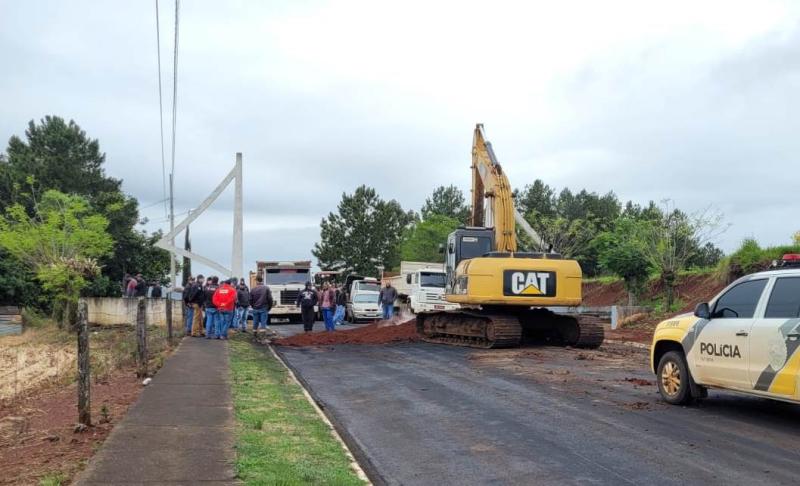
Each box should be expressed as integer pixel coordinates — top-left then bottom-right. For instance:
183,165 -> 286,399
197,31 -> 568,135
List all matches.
229,335 -> 366,486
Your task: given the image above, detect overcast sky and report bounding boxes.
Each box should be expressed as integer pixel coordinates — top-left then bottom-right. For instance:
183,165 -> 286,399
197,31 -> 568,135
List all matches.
2,0 -> 799,278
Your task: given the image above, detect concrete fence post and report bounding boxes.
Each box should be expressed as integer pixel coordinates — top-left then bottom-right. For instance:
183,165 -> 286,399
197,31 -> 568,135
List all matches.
166,297 -> 173,343
77,300 -> 91,426
136,299 -> 148,378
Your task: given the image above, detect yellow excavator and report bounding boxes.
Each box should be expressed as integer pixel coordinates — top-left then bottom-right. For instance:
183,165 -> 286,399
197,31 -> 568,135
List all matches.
416,124 -> 605,349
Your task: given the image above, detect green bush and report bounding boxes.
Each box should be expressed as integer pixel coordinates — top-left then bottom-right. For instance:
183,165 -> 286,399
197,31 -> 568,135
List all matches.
720,238 -> 800,279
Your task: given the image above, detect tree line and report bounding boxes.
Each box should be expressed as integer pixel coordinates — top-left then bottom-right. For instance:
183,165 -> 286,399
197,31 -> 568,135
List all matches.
314,181 -> 734,309
0,116 -> 170,323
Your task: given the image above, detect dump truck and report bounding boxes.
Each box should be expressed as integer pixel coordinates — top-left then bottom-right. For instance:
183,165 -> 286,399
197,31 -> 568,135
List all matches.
386,261 -> 459,314
250,261 -> 312,323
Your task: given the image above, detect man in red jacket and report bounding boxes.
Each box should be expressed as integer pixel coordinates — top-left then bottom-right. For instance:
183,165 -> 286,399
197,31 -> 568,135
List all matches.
212,278 -> 237,339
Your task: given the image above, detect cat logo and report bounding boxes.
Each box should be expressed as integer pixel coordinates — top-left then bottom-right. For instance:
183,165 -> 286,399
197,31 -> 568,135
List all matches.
503,270 -> 557,297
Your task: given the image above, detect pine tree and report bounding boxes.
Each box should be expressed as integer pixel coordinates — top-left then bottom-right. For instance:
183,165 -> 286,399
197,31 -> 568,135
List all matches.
313,186 -> 416,275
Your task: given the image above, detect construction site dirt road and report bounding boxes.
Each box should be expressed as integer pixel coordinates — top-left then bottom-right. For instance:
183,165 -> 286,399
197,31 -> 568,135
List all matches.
276,341 -> 800,486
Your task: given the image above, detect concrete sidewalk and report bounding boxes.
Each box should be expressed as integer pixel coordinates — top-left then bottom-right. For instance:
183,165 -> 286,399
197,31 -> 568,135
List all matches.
77,338 -> 237,485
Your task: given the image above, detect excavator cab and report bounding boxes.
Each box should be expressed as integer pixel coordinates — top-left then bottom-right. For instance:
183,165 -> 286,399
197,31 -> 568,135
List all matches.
444,227 -> 495,293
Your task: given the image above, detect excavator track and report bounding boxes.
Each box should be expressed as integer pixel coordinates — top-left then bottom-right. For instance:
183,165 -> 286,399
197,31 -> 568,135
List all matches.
417,309 -> 606,350
416,311 -> 522,349
570,314 -> 605,349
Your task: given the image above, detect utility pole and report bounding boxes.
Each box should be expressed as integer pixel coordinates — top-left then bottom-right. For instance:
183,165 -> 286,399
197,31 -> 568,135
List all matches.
169,173 -> 176,291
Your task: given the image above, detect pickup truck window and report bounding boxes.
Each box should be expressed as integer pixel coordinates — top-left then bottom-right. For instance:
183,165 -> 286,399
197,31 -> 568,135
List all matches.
765,277 -> 800,318
712,279 -> 767,319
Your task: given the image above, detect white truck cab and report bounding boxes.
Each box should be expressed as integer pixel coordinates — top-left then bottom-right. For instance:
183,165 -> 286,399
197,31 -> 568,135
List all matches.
388,261 -> 459,314
251,261 -> 312,323
652,254 -> 800,405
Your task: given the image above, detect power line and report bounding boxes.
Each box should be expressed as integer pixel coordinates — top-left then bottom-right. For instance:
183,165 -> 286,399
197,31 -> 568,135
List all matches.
154,0 -> 168,218
170,0 -> 179,180
168,0 -> 180,289
140,197 -> 169,210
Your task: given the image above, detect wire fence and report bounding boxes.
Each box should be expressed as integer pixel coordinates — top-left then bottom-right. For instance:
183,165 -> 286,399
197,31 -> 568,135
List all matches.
0,298 -> 186,404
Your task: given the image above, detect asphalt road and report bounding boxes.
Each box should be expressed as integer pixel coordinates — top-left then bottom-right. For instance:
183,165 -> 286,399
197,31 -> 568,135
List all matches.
276,341 -> 800,486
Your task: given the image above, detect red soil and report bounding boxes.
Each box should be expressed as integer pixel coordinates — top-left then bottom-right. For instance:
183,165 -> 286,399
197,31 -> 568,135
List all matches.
274,319 -> 420,346
582,274 -> 725,309
0,371 -> 142,485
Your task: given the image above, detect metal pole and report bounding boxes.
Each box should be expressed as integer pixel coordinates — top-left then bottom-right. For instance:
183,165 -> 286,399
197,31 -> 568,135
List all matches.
169,173 -> 176,290
232,152 -> 243,279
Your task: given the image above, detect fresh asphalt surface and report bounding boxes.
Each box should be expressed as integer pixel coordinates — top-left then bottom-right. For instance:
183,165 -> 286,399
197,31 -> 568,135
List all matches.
274,326 -> 800,486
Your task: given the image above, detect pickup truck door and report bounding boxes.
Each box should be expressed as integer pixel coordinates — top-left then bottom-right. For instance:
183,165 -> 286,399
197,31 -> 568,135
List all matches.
691,278 -> 768,390
748,276 -> 800,397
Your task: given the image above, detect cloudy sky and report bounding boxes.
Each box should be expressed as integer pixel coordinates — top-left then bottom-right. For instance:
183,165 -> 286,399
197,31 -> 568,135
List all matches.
2,0 -> 799,277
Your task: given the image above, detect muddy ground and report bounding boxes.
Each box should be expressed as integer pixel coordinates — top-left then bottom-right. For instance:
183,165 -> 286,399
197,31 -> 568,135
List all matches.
0,371 -> 143,485
278,341 -> 800,486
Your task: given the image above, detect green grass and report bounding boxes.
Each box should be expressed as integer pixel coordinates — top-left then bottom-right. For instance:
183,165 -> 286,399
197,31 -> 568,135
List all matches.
39,472 -> 67,486
229,336 -> 366,486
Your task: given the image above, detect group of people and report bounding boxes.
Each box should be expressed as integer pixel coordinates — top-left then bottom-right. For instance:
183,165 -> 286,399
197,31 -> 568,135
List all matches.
122,273 -> 163,298
126,272 -> 398,338
295,281 -> 349,333
295,279 -> 396,332
181,274 -> 274,340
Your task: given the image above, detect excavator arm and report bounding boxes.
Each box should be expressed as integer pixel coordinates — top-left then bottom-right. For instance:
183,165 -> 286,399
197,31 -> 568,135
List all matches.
471,124 -> 547,252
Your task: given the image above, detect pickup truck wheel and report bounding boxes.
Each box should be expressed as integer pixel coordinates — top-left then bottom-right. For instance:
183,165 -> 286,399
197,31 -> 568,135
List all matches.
657,351 -> 693,405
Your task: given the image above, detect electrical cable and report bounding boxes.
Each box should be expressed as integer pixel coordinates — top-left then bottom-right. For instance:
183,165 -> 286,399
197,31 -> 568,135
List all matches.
155,0 -> 168,218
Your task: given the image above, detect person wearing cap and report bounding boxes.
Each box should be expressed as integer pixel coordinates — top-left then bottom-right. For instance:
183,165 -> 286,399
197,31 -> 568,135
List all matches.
295,282 -> 319,332
213,278 -> 237,339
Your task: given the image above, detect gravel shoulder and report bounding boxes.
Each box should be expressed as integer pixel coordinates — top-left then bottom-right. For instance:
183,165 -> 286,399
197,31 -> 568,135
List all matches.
277,341 -> 800,486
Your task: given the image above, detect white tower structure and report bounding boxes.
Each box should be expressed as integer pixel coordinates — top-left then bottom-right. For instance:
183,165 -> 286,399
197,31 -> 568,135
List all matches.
157,153 -> 244,282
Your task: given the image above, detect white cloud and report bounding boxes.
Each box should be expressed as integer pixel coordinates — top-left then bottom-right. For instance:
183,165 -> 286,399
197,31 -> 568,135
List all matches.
2,0 -> 800,277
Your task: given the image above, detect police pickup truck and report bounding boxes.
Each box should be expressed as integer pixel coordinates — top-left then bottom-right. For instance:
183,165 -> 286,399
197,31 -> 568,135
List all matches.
651,254 -> 800,405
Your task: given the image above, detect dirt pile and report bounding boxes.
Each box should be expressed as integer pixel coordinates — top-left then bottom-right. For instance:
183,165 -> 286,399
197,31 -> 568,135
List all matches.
273,319 -> 419,347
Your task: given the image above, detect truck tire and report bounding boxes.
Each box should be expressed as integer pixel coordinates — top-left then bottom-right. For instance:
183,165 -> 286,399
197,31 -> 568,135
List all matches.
657,351 -> 693,405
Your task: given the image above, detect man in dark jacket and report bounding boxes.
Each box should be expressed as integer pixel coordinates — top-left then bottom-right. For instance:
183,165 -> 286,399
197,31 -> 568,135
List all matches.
189,275 -> 205,337
249,275 -> 273,331
135,274 -> 147,297
295,281 -> 318,332
203,276 -> 220,339
379,281 -> 397,320
150,281 -> 162,298
182,276 -> 196,335
235,279 -> 251,332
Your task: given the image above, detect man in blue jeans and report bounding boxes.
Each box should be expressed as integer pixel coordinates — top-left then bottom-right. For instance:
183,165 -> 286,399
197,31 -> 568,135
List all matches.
235,279 -> 251,332
182,276 -> 195,335
249,275 -> 273,331
203,276 -> 220,339
213,278 -> 237,340
379,281 -> 397,320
